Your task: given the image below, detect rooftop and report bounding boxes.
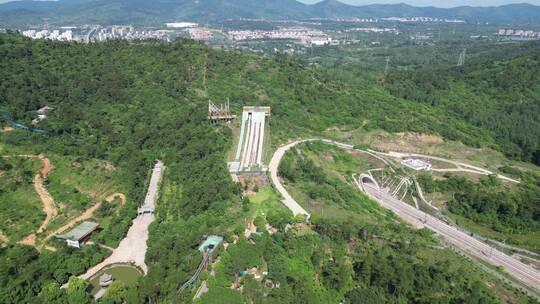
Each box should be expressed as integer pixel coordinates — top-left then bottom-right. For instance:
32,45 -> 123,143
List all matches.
56,221 -> 99,241
198,235 -> 223,252
243,106 -> 271,115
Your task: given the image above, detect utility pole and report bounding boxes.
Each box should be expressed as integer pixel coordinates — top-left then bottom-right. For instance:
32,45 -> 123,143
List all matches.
457,48 -> 466,67
385,56 -> 390,74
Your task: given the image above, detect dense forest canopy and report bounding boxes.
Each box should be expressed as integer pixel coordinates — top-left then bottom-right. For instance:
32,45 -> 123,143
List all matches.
385,44 -> 540,165
1,34 -> 540,303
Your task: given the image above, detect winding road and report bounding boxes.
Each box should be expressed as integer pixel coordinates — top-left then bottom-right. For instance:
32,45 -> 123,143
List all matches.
269,138 -> 540,295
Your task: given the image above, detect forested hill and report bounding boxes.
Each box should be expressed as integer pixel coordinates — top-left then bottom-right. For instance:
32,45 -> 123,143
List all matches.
2,34 -> 540,167
0,33 -> 491,148
1,0 -> 540,27
0,34 -> 539,303
385,43 -> 540,165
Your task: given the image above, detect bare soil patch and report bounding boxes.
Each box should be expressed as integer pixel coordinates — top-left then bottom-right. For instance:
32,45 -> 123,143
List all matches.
18,155 -> 56,246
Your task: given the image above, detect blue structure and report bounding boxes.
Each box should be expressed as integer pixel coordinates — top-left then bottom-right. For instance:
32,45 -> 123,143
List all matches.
1,111 -> 51,135
198,235 -> 223,253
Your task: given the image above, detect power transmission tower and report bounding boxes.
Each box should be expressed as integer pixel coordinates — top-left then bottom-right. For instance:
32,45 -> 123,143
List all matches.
457,48 -> 466,67
385,56 -> 390,73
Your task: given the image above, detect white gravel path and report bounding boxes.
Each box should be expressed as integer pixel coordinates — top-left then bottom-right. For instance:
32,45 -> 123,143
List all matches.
77,160 -> 164,281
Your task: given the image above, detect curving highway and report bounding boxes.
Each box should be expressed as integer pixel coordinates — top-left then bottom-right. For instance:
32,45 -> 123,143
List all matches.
269,138 -> 540,295
268,140 -> 312,217
355,175 -> 540,294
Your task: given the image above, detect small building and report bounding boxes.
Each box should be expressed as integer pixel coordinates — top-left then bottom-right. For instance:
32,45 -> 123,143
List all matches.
198,235 -> 223,253
401,158 -> 432,171
32,106 -> 53,125
242,106 -> 271,117
56,221 -> 99,248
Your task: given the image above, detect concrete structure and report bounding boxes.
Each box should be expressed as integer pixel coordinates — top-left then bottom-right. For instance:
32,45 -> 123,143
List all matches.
137,160 -> 164,215
56,221 -> 99,248
198,235 -> 223,253
401,157 -> 432,171
77,161 -> 164,282
232,106 -> 271,173
32,106 -> 52,125
99,273 -> 113,287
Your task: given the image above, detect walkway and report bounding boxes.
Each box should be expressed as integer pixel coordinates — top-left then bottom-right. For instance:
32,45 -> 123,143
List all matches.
78,160 -> 164,280
378,151 -> 520,184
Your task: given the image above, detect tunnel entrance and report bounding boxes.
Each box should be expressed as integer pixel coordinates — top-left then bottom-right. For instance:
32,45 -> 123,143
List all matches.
358,173 -> 380,191
362,176 -> 375,184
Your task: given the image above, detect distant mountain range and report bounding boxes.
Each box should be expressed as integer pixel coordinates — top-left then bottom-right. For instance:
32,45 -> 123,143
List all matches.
1,0 -> 540,27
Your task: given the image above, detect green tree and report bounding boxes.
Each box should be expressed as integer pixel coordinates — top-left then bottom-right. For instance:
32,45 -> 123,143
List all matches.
101,281 -> 127,304
38,282 -> 67,303
66,276 -> 92,304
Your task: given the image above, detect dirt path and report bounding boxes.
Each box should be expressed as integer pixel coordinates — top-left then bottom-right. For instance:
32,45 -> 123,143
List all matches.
44,192 -> 126,242
18,155 -> 56,247
77,161 -> 164,282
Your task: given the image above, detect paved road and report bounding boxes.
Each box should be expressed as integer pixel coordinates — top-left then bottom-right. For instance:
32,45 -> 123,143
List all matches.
268,138 -> 540,294
268,140 -> 312,217
141,160 -> 164,210
378,151 -> 520,184
268,138 -> 389,217
78,161 -> 164,281
356,176 -> 540,294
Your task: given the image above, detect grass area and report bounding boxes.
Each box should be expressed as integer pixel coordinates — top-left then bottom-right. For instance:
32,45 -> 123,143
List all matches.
324,129 -> 540,176
0,140 -> 127,243
281,142 -> 396,224
248,186 -> 286,215
88,264 -> 142,295
321,130 -> 540,253
299,141 -> 382,176
45,154 -> 126,232
0,156 -> 43,242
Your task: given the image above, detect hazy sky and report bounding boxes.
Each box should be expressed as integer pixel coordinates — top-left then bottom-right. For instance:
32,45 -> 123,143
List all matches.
299,0 -> 540,6
0,0 -> 539,6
